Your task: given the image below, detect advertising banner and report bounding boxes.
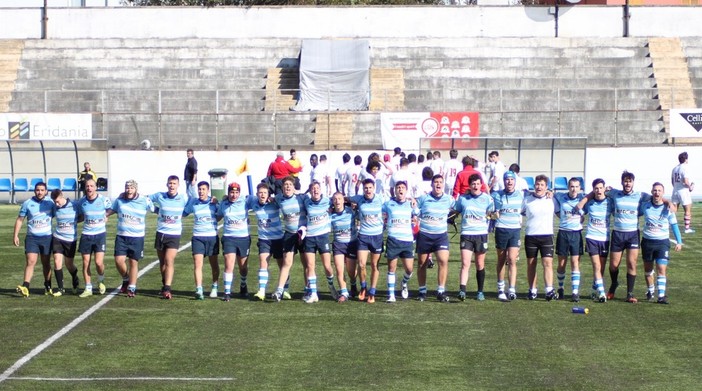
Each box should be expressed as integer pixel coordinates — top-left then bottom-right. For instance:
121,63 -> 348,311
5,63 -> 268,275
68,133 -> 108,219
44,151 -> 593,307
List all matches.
0,113 -> 92,140
380,112 -> 479,151
670,109 -> 702,138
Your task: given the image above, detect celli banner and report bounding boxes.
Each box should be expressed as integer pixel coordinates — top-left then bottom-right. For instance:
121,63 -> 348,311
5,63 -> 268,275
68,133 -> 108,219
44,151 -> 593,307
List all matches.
380,112 -> 479,151
0,113 -> 92,140
670,109 -> 702,138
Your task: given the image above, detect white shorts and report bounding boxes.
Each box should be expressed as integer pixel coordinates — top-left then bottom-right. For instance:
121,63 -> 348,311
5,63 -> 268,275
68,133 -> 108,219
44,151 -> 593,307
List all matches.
672,188 -> 692,206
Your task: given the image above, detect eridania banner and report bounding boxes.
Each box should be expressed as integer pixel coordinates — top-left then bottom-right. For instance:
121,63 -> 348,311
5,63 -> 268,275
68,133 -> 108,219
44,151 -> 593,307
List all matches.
670,109 -> 702,138
380,112 -> 479,151
0,113 -> 92,140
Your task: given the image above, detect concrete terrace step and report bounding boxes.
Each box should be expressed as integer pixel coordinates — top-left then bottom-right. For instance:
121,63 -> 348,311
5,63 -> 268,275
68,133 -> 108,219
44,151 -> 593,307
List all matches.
372,57 -> 653,69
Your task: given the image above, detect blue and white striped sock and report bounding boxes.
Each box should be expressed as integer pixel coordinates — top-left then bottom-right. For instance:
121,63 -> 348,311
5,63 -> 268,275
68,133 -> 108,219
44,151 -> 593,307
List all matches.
657,276 -> 666,298
387,272 -> 396,298
309,276 -> 317,295
572,271 -> 581,294
258,268 -> 268,291
224,272 -> 233,294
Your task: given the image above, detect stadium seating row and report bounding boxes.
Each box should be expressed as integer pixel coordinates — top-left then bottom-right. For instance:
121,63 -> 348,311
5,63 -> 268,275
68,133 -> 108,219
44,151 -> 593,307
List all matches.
523,176 -> 585,191
0,177 -> 77,193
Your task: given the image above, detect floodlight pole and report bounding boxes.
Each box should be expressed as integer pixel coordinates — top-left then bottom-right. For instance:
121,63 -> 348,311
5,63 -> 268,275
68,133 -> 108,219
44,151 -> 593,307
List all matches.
554,0 -> 559,38
41,0 -> 48,39
623,0 -> 631,37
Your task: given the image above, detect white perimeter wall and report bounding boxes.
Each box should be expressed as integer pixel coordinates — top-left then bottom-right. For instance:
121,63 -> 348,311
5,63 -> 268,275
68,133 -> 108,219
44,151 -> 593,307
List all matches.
107,146 -> 702,201
1,6 -> 701,40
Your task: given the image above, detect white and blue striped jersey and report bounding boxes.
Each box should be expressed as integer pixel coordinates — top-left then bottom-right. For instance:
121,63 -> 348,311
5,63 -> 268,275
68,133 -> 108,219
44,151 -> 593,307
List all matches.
331,207 -> 357,244
276,194 -> 307,234
454,193 -> 495,235
521,194 -> 555,236
149,192 -> 188,235
383,198 -> 419,242
583,197 -> 613,241
184,197 -> 218,237
19,197 -> 54,237
640,201 -> 680,241
554,192 -> 585,231
53,199 -> 79,241
110,195 -> 153,238
416,193 -> 454,235
351,194 -> 385,236
609,189 -> 649,232
492,190 -> 523,230
217,196 -> 250,238
78,195 -> 112,235
304,196 -> 332,237
248,197 -> 283,240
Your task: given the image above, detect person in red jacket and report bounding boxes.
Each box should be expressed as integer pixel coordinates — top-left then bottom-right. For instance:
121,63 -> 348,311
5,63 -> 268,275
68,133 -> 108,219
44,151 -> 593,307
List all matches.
452,156 -> 488,199
267,152 -> 303,195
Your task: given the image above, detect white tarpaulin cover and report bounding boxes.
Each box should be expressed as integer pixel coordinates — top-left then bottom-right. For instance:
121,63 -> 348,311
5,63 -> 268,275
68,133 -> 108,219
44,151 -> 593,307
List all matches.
292,39 -> 370,111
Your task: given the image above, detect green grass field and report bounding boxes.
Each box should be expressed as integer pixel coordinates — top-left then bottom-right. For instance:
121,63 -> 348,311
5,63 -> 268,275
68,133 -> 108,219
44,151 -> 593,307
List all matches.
1,203 -> 701,390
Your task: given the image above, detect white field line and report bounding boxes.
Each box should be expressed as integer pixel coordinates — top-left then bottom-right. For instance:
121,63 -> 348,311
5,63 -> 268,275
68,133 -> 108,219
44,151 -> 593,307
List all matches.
7,377 -> 234,382
0,239 -> 196,384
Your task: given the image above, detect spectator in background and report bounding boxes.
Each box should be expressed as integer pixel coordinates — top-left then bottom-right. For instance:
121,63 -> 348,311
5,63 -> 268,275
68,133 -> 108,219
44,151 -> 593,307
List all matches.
430,150 -> 444,178
671,151 -> 694,233
310,154 -> 333,197
391,147 -> 403,173
509,163 -> 530,193
443,149 -> 462,194
289,149 -> 302,191
184,149 -> 198,199
267,151 -> 303,196
452,156 -> 488,199
336,153 -> 352,194
78,161 -> 97,197
344,155 -> 364,197
487,151 -> 506,193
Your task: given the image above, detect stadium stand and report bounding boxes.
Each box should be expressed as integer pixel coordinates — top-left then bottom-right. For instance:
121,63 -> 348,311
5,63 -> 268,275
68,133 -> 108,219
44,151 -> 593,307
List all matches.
47,177 -> 62,191
3,37 -> 691,149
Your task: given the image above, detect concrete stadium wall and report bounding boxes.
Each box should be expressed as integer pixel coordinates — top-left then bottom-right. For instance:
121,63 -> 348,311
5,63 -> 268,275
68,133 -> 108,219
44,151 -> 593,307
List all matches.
1,6 -> 702,40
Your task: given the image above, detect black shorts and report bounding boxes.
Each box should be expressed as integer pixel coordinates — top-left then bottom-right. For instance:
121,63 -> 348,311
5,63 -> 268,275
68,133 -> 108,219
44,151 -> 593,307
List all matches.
460,234 -> 489,254
556,230 -> 583,257
494,228 -> 521,250
52,237 -> 77,258
222,236 -> 251,257
191,235 -> 220,257
282,231 -> 301,254
524,235 -> 554,259
303,235 -> 331,255
79,232 -> 106,255
357,233 -> 384,254
154,232 -> 181,251
386,236 -> 414,260
416,232 -> 450,254
258,238 -> 284,259
585,238 -> 610,257
114,235 -> 145,261
610,230 -> 640,253
641,238 -> 670,263
332,240 -> 358,259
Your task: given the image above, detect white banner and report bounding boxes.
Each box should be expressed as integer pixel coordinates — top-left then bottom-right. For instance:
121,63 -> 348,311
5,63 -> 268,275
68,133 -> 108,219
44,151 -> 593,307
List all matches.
0,113 -> 92,140
380,112 -> 480,151
670,109 -> 702,138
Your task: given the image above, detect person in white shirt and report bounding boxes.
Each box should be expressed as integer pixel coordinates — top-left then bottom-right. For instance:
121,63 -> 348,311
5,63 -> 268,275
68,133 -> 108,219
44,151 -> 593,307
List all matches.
344,155 -> 364,197
390,158 -> 417,198
443,149 -> 463,194
390,147 -> 403,173
488,151 -> 507,192
430,150 -> 445,178
310,154 -> 333,197
335,153 -> 352,195
509,163 -> 530,193
671,151 -> 695,233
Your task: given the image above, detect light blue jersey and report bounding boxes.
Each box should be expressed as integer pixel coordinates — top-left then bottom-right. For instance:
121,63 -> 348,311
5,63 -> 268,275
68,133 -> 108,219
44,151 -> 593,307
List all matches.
110,195 -> 153,238
184,197 -> 218,237
416,193 -> 454,235
78,195 -> 112,235
609,189 -> 649,232
640,201 -> 679,241
351,194 -> 385,236
584,197 -> 614,241
383,198 -> 418,242
19,197 -> 54,237
277,194 -> 307,234
53,199 -> 79,241
248,197 -> 283,240
554,192 -> 584,231
217,196 -> 249,238
149,192 -> 188,235
454,192 -> 495,235
304,196 -> 332,237
492,190 -> 523,230
331,207 -> 357,244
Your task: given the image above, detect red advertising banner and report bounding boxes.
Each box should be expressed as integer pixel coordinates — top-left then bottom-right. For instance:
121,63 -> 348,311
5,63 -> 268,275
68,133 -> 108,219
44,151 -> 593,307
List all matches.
380,112 -> 479,151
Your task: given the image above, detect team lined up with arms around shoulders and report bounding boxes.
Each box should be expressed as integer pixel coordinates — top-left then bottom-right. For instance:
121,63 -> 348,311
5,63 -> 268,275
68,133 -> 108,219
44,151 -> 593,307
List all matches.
12,149 -> 691,305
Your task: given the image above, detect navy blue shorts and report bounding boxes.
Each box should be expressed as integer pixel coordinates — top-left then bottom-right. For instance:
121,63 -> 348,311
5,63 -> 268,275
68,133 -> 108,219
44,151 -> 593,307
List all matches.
282,231 -> 301,254
332,240 -> 358,259
114,235 -> 145,260
357,233 -> 384,254
25,234 -> 52,256
641,238 -> 669,263
192,235 -> 220,256
494,227 -> 521,250
79,232 -> 106,254
416,232 -> 449,254
585,238 -> 609,257
222,236 -> 250,257
556,230 -> 584,257
154,232 -> 181,251
460,234 -> 489,254
303,234 -> 331,254
52,237 -> 76,258
524,235 -> 554,259
258,238 -> 284,259
386,236 -> 414,260
610,230 -> 640,253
